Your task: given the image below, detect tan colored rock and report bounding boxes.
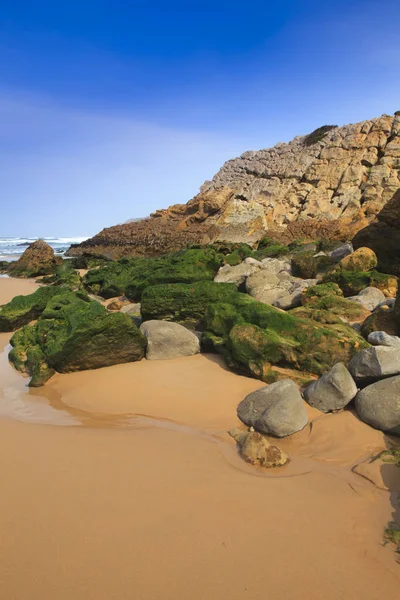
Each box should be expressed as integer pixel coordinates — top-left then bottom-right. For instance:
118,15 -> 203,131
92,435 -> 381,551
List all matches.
9,240 -> 62,277
228,428 -> 289,467
336,247 -> 378,272
67,113 -> 400,259
107,299 -> 124,311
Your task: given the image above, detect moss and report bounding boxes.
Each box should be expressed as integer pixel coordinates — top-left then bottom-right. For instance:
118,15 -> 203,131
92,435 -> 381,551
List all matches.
303,125 -> 337,146
0,286 -> 66,332
291,251 -> 334,279
40,262 -> 83,290
70,255 -> 111,269
9,291 -> 146,386
141,281 -> 238,328
203,293 -> 368,381
298,292 -> 366,321
84,247 -> 223,300
323,269 -> 397,296
0,261 -> 9,273
252,237 -> 290,260
302,282 -> 344,302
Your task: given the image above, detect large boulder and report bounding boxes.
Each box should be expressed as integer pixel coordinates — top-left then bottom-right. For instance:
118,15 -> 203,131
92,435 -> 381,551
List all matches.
367,331 -> 400,348
84,247 -> 222,300
322,270 -> 397,297
141,281 -> 237,328
245,270 -> 312,309
8,240 -> 62,278
355,375 -> 400,435
304,363 -> 357,413
291,251 -> 333,279
0,286 -> 64,332
214,261 -> 260,286
237,379 -> 308,437
336,247 -> 377,272
140,320 -> 200,360
293,283 -> 369,324
348,346 -> 400,384
9,292 -> 146,386
353,189 -> 400,276
203,293 -> 368,382
347,287 -> 386,311
228,428 -> 289,467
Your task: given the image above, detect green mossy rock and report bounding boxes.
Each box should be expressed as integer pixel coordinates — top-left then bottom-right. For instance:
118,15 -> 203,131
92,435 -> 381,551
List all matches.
0,261 -> 9,273
40,262 -> 83,290
203,294 -> 368,381
323,270 -> 398,297
302,282 -> 344,303
291,251 -> 334,279
0,286 -> 65,332
9,292 -> 146,386
296,288 -> 367,321
70,255 -> 111,269
141,281 -> 238,328
84,247 -> 223,300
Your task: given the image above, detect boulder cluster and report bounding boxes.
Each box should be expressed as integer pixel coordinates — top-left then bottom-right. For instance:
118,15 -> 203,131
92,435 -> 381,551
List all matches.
1,228 -> 399,466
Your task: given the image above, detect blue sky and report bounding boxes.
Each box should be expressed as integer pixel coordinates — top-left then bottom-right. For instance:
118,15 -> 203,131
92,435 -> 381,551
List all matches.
1,0 -> 400,237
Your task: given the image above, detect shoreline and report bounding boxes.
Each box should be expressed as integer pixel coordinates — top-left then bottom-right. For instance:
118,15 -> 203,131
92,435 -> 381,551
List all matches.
0,276 -> 399,599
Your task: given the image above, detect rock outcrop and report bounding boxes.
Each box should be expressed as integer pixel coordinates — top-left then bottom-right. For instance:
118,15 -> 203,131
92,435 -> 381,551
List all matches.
67,113 -> 400,259
9,240 -> 63,277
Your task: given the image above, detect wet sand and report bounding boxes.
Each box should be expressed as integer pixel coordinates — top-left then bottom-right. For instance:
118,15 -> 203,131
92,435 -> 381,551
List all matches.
0,278 -> 399,600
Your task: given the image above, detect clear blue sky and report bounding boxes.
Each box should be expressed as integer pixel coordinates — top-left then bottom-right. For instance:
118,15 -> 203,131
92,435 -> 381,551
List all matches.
1,0 -> 399,237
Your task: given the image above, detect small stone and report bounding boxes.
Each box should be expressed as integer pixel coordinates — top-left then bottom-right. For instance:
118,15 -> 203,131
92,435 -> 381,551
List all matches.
329,243 -> 353,262
228,428 -> 289,467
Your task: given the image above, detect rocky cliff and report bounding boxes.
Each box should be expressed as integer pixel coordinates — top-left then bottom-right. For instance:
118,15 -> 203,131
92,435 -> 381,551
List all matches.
68,113 -> 400,259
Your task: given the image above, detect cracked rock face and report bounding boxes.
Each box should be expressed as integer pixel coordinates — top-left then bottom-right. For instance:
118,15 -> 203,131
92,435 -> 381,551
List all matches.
68,113 -> 400,259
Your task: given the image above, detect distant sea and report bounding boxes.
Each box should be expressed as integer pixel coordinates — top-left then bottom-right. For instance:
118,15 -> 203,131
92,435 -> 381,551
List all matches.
0,237 -> 89,261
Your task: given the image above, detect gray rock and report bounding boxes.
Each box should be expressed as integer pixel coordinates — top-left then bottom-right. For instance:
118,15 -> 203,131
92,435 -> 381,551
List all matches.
214,262 -> 260,286
304,363 -> 357,413
274,291 -> 303,310
348,346 -> 400,383
367,331 -> 400,348
243,257 -> 263,267
347,287 -> 385,311
246,270 -> 311,308
329,243 -> 353,262
260,257 -> 292,275
121,302 -> 141,315
355,375 -> 400,435
140,320 -> 200,360
237,379 -> 308,437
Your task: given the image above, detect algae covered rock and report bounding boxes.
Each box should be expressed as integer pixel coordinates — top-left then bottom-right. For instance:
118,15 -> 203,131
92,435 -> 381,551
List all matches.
8,240 -> 62,278
291,250 -> 333,279
141,281 -> 237,328
228,428 -> 289,467
40,261 -> 83,290
203,293 -> 368,381
9,291 -> 146,386
84,247 -> 222,300
336,247 -> 377,272
323,270 -> 397,297
0,286 -> 64,332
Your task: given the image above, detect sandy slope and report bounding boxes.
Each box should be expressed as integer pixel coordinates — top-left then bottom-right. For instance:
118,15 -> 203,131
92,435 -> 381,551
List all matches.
0,278 -> 399,600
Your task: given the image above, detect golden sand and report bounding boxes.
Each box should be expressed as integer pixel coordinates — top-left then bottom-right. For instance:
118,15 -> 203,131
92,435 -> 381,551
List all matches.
0,277 -> 399,600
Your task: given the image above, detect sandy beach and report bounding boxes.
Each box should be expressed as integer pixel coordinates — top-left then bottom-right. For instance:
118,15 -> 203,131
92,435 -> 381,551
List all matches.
0,277 -> 399,600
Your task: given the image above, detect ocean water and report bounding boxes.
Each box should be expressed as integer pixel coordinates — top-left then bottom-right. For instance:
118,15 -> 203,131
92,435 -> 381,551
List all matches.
0,237 -> 89,261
